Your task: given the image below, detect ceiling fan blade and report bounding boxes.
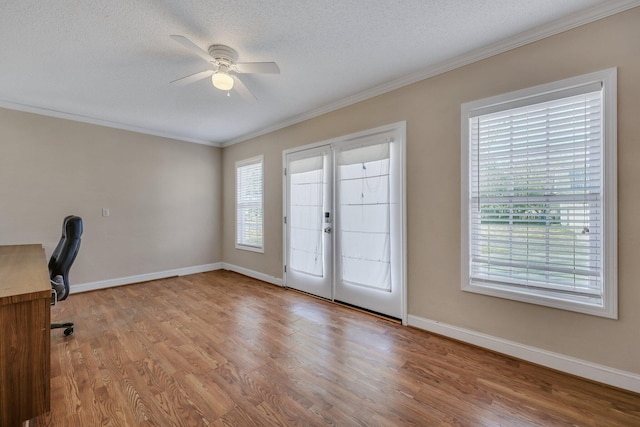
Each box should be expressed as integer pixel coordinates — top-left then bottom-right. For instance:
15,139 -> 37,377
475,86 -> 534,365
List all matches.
235,62 -> 280,74
232,75 -> 257,102
170,35 -> 214,63
170,69 -> 214,86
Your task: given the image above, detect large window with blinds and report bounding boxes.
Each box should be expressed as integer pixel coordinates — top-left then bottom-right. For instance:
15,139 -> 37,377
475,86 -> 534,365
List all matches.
236,156 -> 264,252
461,69 -> 617,318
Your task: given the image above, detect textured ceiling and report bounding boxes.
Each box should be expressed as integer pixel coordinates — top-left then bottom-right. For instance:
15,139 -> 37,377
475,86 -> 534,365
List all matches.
0,1 -> 637,146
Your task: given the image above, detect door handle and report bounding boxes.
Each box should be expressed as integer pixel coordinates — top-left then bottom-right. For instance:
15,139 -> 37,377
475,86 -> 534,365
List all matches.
324,226 -> 332,234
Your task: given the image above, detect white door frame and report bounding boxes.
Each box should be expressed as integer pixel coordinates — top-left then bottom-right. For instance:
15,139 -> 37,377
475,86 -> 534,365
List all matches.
282,121 -> 407,325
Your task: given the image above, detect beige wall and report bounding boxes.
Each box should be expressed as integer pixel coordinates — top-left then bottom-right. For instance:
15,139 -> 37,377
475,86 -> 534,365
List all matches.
0,108 -> 223,284
222,8 -> 640,374
1,7 -> 636,377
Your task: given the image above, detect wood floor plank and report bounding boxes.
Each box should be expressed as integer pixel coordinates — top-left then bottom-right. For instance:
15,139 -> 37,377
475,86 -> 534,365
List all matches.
31,270 -> 640,426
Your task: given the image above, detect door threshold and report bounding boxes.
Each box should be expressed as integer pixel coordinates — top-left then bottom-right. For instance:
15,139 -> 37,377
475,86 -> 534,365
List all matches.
286,286 -> 401,324
334,300 -> 402,324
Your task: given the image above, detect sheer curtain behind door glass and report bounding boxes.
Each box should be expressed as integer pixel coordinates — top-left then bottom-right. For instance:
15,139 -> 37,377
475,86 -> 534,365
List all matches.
337,143 -> 391,291
289,156 -> 324,276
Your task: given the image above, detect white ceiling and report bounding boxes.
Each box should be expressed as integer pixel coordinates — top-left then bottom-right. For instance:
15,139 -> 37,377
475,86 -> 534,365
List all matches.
0,1 -> 637,147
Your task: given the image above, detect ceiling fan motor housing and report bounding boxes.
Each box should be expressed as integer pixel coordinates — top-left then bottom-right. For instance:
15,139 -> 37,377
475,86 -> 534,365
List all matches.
208,44 -> 238,66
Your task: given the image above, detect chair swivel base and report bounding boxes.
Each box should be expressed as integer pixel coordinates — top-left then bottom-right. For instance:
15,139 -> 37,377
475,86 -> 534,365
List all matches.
52,322 -> 74,336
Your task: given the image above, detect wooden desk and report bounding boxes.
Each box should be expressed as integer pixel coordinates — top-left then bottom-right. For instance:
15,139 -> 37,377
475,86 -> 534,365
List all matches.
0,244 -> 51,427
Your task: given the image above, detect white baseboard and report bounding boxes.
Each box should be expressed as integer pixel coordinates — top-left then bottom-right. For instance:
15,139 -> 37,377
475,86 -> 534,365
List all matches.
222,263 -> 283,286
70,262 -> 223,294
408,314 -> 640,394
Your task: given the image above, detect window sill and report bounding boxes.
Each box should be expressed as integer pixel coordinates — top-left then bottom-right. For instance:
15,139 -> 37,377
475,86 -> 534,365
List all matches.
462,280 -> 617,319
235,244 -> 264,253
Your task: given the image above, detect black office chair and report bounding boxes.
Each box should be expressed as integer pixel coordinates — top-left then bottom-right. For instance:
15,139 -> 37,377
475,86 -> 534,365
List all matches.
49,215 -> 83,336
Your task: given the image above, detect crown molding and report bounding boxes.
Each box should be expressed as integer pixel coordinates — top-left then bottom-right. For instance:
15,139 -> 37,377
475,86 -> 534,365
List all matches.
2,1 -> 637,148
222,0 -> 640,147
0,99 -> 222,147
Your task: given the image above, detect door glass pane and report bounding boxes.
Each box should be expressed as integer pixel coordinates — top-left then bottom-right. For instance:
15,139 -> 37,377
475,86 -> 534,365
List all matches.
289,156 -> 324,276
338,143 -> 391,290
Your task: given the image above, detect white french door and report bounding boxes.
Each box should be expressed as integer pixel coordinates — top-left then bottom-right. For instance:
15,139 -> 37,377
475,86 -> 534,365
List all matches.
333,137 -> 403,319
284,145 -> 333,299
283,123 -> 406,321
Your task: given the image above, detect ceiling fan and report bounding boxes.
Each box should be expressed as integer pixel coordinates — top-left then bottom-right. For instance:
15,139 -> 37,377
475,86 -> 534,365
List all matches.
170,35 -> 280,100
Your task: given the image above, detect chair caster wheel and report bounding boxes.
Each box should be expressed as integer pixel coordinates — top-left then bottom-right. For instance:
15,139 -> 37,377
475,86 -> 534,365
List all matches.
64,327 -> 74,336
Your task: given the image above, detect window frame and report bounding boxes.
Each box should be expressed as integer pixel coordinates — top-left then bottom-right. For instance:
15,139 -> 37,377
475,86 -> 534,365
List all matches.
235,155 -> 265,253
460,68 -> 617,318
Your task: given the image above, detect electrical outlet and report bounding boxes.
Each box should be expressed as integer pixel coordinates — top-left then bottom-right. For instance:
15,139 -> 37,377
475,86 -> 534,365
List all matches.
102,208 -> 110,217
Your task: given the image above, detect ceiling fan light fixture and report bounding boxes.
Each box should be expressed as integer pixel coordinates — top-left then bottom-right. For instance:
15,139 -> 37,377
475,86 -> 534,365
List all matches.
212,71 -> 234,91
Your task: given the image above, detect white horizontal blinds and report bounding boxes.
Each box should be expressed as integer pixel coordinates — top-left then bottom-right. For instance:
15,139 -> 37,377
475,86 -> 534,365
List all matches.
337,142 -> 391,291
289,156 -> 324,276
236,158 -> 263,248
469,87 -> 603,301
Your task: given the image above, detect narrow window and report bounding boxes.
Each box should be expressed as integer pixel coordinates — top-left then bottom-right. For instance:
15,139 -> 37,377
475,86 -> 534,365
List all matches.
461,69 -> 617,318
236,156 -> 264,252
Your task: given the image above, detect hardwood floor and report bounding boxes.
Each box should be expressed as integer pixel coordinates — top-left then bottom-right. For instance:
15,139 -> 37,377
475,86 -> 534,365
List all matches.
34,270 -> 639,426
